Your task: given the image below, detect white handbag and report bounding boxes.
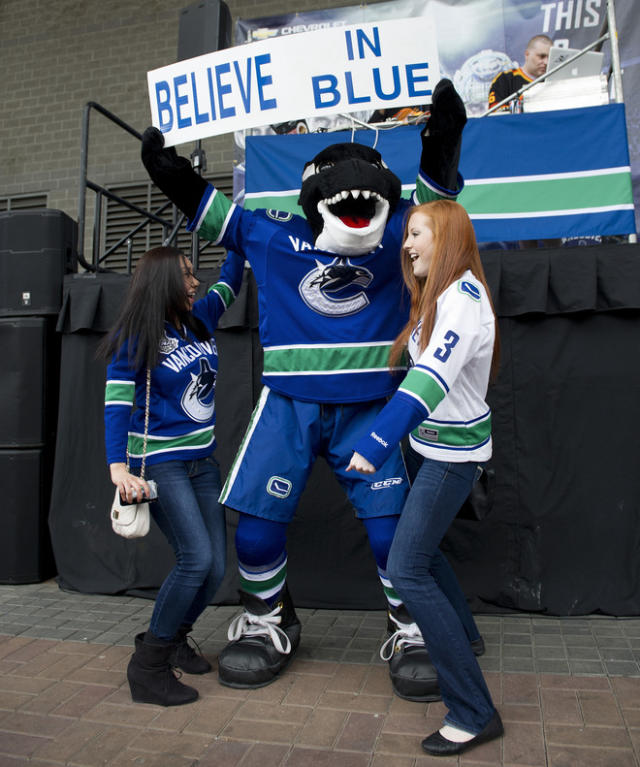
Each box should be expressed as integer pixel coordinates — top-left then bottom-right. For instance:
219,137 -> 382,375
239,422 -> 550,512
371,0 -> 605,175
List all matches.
110,368 -> 152,539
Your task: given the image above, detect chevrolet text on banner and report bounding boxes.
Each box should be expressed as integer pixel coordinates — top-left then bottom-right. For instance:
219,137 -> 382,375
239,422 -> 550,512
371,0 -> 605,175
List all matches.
147,17 -> 440,146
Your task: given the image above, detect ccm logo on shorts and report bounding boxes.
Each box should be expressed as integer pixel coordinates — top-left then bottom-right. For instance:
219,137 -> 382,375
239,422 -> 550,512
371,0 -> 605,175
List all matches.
266,476 -> 292,499
370,477 -> 404,490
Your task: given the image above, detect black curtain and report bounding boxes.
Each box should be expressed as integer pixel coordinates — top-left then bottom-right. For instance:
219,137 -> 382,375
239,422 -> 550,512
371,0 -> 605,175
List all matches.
48,243 -> 640,615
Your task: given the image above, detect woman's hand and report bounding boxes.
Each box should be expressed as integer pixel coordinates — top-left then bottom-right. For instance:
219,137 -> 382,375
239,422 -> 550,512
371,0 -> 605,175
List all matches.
346,452 -> 377,474
110,463 -> 152,504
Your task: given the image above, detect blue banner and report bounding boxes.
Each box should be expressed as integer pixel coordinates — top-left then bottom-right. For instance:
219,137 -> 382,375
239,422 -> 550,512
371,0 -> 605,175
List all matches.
245,103 -> 635,242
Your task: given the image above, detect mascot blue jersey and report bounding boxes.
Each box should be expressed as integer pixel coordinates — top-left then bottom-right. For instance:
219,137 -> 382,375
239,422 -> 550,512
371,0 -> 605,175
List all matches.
188,187 -> 448,404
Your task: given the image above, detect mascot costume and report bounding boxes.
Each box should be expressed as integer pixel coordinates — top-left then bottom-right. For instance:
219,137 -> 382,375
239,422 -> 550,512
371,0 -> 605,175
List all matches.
142,78 -> 482,701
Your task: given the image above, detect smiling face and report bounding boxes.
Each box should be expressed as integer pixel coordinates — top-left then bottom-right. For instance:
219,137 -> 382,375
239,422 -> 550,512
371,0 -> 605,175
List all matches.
404,211 -> 435,279
181,256 -> 200,310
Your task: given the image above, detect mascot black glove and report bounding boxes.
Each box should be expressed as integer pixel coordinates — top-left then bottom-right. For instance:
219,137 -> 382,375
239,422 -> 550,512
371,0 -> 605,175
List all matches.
420,78 -> 467,193
141,127 -> 208,221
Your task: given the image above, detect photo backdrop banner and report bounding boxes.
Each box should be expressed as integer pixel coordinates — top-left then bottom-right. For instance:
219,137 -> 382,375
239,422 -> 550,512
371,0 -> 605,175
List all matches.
244,103 -> 635,242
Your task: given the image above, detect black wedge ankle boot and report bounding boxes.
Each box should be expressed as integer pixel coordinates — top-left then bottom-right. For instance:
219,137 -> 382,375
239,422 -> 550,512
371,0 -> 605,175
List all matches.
127,632 -> 199,706
169,625 -> 212,674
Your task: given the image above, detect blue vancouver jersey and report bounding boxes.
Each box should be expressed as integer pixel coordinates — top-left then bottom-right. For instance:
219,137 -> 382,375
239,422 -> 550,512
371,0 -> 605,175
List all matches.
104,251 -> 244,468
187,171 -> 462,404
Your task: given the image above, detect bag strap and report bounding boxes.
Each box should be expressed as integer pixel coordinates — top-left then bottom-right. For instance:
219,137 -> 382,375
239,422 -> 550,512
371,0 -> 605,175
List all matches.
125,367 -> 151,479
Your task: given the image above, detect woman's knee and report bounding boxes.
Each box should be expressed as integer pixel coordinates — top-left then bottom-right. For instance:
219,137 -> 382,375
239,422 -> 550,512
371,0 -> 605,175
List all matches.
176,541 -> 215,581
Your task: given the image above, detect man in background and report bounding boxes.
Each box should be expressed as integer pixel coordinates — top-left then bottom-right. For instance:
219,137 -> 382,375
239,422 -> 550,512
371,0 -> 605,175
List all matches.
488,34 -> 552,112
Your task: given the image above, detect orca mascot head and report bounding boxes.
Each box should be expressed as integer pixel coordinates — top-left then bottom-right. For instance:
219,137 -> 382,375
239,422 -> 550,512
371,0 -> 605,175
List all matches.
298,142 -> 401,256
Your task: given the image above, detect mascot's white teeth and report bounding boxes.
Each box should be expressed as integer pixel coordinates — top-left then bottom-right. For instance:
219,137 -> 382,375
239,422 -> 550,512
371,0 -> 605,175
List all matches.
321,190 -> 382,206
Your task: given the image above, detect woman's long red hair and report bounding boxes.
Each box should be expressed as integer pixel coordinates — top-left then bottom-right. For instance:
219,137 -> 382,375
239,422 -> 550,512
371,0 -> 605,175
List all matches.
389,200 -> 500,380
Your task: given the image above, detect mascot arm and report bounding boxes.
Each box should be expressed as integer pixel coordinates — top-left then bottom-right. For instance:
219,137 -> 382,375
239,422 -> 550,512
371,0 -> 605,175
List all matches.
141,127 -> 256,259
141,127 -> 209,221
415,79 -> 467,202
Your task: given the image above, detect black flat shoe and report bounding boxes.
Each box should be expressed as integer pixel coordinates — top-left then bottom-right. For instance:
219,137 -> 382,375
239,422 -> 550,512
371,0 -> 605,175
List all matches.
421,710 -> 503,756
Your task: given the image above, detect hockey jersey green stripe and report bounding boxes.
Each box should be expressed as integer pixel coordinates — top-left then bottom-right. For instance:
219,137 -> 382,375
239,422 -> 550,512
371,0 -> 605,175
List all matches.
208,281 -> 235,309
399,367 -> 447,412
411,413 -> 491,447
459,171 -> 632,214
105,381 -> 135,405
197,189 -> 233,244
263,343 -> 393,374
415,175 -> 457,203
127,427 -> 214,457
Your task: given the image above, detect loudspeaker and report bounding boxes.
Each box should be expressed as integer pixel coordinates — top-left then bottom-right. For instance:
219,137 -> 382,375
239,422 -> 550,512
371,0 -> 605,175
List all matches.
0,448 -> 56,584
177,0 -> 231,61
0,317 -> 60,448
0,209 -> 78,316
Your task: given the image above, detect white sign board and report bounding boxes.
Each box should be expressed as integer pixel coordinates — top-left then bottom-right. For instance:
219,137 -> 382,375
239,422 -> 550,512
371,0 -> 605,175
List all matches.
147,17 -> 440,146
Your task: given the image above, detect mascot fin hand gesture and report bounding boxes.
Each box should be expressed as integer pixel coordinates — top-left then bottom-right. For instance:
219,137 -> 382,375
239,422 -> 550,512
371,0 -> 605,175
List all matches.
141,126 -> 208,221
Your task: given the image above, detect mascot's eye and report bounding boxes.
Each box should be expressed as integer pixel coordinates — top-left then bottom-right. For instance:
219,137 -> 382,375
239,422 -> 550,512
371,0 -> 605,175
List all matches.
317,161 -> 334,172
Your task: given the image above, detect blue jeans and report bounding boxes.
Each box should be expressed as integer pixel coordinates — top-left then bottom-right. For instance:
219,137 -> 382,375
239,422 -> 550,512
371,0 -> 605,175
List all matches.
145,457 -> 226,641
403,447 -> 481,645
387,457 -> 496,734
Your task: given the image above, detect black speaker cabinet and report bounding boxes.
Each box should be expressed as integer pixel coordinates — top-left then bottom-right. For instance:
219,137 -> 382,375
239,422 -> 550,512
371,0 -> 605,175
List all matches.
177,0 -> 231,61
0,317 -> 60,448
0,209 -> 78,316
0,448 -> 56,584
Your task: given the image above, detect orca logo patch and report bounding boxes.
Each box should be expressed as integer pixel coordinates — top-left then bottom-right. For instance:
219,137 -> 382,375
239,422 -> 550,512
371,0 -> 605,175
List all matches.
299,256 -> 373,316
180,358 -> 216,422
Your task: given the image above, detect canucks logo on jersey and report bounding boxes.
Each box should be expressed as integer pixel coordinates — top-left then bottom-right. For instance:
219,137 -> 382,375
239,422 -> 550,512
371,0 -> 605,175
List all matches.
181,357 -> 216,423
298,256 -> 373,317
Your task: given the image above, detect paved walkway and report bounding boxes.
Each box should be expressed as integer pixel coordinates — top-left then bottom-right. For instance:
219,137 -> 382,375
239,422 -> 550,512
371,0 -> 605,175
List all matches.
1,580 -> 640,766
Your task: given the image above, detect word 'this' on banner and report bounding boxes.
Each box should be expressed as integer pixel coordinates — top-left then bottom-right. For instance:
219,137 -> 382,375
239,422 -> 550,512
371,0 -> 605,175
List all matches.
147,17 -> 440,146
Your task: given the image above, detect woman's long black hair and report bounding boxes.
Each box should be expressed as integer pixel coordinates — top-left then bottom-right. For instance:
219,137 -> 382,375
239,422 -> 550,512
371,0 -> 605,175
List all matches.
98,246 -> 210,370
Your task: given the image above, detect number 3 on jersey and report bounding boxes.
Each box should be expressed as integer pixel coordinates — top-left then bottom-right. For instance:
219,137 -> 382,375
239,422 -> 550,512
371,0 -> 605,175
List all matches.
434,330 -> 460,362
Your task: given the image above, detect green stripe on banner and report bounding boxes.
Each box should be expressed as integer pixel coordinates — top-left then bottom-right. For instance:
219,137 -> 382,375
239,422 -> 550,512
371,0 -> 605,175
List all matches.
105,381 -> 134,404
128,428 -> 214,457
399,368 -> 447,412
199,190 -> 234,243
459,172 -> 633,215
412,414 -> 491,447
263,343 -> 393,375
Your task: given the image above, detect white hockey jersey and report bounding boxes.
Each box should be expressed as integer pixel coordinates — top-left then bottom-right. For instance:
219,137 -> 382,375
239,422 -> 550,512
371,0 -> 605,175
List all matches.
353,270 -> 495,465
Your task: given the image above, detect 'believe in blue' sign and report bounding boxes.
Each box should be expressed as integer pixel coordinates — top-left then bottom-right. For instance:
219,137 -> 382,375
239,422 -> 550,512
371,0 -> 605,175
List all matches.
147,17 -> 440,146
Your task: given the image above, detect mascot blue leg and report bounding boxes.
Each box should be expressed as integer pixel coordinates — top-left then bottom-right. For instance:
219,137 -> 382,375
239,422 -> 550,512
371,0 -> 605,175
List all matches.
218,514 -> 301,688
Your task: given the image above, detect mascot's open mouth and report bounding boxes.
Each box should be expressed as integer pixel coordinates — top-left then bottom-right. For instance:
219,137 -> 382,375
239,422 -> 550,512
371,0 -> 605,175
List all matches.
319,189 -> 386,229
328,190 -> 386,228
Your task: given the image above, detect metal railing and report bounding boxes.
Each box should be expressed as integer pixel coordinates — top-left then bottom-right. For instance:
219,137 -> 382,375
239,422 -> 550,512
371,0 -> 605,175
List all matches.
77,102 -> 205,273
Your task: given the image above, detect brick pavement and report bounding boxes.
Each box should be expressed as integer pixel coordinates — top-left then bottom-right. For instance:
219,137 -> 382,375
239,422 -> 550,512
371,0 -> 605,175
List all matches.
1,581 -> 640,766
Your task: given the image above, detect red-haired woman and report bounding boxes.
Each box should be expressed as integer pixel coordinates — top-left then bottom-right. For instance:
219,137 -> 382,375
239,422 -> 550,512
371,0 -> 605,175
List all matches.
348,200 -> 503,756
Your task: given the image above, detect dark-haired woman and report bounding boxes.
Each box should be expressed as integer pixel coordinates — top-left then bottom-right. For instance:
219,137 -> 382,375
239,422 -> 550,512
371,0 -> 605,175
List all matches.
102,245 -> 243,706
348,200 -> 503,755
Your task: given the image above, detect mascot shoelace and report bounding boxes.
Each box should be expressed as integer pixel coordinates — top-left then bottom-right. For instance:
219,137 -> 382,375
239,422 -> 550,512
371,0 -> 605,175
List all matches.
142,79 -> 480,700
